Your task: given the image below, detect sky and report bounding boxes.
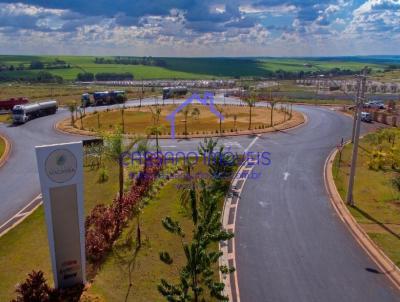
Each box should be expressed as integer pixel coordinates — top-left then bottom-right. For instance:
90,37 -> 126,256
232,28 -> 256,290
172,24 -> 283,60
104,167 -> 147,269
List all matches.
0,0 -> 399,57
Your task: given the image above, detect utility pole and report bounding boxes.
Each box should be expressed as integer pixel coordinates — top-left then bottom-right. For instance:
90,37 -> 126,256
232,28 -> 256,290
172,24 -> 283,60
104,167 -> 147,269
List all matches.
350,80 -> 361,143
346,67 -> 368,206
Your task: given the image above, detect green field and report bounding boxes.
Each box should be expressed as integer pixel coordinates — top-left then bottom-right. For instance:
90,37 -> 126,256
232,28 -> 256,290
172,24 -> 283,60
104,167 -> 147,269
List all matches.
0,55 -> 388,81
333,129 -> 400,266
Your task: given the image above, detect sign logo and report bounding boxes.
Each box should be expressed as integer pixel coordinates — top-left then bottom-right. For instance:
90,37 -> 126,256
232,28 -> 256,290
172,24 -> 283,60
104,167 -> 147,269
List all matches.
166,92 -> 223,139
45,149 -> 77,183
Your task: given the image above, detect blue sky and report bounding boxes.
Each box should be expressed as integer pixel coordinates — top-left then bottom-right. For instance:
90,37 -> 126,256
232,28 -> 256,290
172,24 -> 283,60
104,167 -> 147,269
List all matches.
0,0 -> 399,56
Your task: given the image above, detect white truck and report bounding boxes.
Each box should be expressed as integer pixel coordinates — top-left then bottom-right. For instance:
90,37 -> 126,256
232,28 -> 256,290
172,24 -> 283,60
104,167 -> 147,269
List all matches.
12,100 -> 58,124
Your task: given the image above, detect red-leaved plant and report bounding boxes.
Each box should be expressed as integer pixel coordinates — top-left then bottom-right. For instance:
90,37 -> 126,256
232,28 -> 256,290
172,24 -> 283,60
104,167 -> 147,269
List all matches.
85,155 -> 162,263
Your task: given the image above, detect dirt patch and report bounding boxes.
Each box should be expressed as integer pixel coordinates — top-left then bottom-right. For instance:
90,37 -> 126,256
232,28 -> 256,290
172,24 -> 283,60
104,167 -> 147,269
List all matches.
56,105 -> 305,139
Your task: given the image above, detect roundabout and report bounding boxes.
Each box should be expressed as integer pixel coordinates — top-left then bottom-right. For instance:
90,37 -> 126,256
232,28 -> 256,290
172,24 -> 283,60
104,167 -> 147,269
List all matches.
57,102 -> 305,138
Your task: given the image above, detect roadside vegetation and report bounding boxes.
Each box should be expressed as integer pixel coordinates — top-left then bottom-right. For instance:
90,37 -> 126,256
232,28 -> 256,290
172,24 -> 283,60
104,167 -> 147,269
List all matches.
333,128 -> 400,266
0,114 -> 11,123
0,135 -> 5,158
83,138 -> 236,301
0,157 -> 119,301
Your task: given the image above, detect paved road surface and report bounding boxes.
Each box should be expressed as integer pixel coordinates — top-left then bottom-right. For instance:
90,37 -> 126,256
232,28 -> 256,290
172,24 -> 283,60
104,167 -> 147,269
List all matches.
0,96 -> 252,225
0,99 -> 398,301
235,106 -> 400,301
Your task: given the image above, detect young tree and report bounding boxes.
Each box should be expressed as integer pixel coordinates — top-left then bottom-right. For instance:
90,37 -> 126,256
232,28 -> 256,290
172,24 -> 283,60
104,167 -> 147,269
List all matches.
180,105 -> 192,136
191,107 -> 200,120
121,106 -> 125,133
79,108 -> 84,130
233,114 -> 238,132
147,105 -> 163,152
103,127 -> 125,237
198,137 -> 218,160
133,137 -> 149,248
68,103 -> 76,126
159,180 -> 233,302
269,99 -> 279,127
216,105 -> 224,135
243,94 -> 256,130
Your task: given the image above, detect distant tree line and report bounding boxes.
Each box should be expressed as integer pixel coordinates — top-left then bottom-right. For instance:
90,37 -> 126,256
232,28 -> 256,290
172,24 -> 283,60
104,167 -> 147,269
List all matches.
384,64 -> 400,72
76,72 -> 134,81
274,68 -> 363,80
94,56 -> 167,67
0,58 -> 70,72
0,71 -> 63,83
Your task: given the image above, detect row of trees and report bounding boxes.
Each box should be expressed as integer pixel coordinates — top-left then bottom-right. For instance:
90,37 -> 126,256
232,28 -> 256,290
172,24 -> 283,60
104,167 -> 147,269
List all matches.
0,59 -> 70,72
76,72 -> 133,81
0,71 -> 63,83
230,68 -> 363,80
94,56 -> 167,67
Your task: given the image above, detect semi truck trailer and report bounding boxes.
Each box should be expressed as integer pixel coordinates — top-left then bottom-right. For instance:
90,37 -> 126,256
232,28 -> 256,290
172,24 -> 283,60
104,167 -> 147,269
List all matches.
162,87 -> 188,99
12,100 -> 58,124
0,97 -> 29,111
81,90 -> 127,107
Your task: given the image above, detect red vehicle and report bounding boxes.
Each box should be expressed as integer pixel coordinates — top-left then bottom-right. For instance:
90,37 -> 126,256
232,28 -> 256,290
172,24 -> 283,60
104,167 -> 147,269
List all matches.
0,97 -> 29,110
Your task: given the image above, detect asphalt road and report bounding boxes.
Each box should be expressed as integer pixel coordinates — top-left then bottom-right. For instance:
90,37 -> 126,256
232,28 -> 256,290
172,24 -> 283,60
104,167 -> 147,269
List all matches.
0,96 -> 253,226
235,106 -> 400,301
0,98 -> 398,301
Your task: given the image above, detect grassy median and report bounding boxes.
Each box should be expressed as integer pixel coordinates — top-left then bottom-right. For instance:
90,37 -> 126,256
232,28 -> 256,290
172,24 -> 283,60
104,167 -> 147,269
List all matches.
0,159 -> 119,301
0,135 -> 5,159
76,104 -> 289,136
333,128 -> 400,266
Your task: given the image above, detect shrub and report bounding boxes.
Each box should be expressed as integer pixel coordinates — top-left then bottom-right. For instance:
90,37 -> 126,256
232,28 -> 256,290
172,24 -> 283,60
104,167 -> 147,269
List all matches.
97,167 -> 109,183
12,271 -> 84,302
12,271 -> 53,302
76,72 -> 94,82
393,175 -> 400,192
85,156 -> 163,263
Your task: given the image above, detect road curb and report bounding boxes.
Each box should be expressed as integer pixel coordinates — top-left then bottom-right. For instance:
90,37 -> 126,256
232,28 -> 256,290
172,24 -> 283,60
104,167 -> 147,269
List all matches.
0,132 -> 12,168
324,147 -> 400,291
220,158 -> 257,302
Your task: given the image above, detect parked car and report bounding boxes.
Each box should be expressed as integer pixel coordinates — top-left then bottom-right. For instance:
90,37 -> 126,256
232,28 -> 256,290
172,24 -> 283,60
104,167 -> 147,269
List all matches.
360,112 -> 372,123
364,100 -> 385,109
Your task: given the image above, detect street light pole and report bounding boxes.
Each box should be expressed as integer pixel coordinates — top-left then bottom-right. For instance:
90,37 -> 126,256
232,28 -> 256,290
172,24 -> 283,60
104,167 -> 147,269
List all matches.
346,67 -> 368,206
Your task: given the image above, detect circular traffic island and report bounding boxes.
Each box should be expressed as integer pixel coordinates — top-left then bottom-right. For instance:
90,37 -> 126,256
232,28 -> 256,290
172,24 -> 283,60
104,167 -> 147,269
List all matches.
59,104 -> 304,138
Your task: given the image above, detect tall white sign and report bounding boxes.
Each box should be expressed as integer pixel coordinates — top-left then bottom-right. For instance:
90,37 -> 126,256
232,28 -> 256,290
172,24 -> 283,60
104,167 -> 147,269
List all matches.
35,142 -> 86,289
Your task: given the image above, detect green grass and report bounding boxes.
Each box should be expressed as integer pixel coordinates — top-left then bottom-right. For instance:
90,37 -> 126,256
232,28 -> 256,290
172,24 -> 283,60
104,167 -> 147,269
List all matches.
0,114 -> 11,123
333,129 -> 400,266
85,162 -> 227,301
0,55 -> 388,80
0,159 -> 119,301
0,135 -> 5,158
86,180 -> 190,301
